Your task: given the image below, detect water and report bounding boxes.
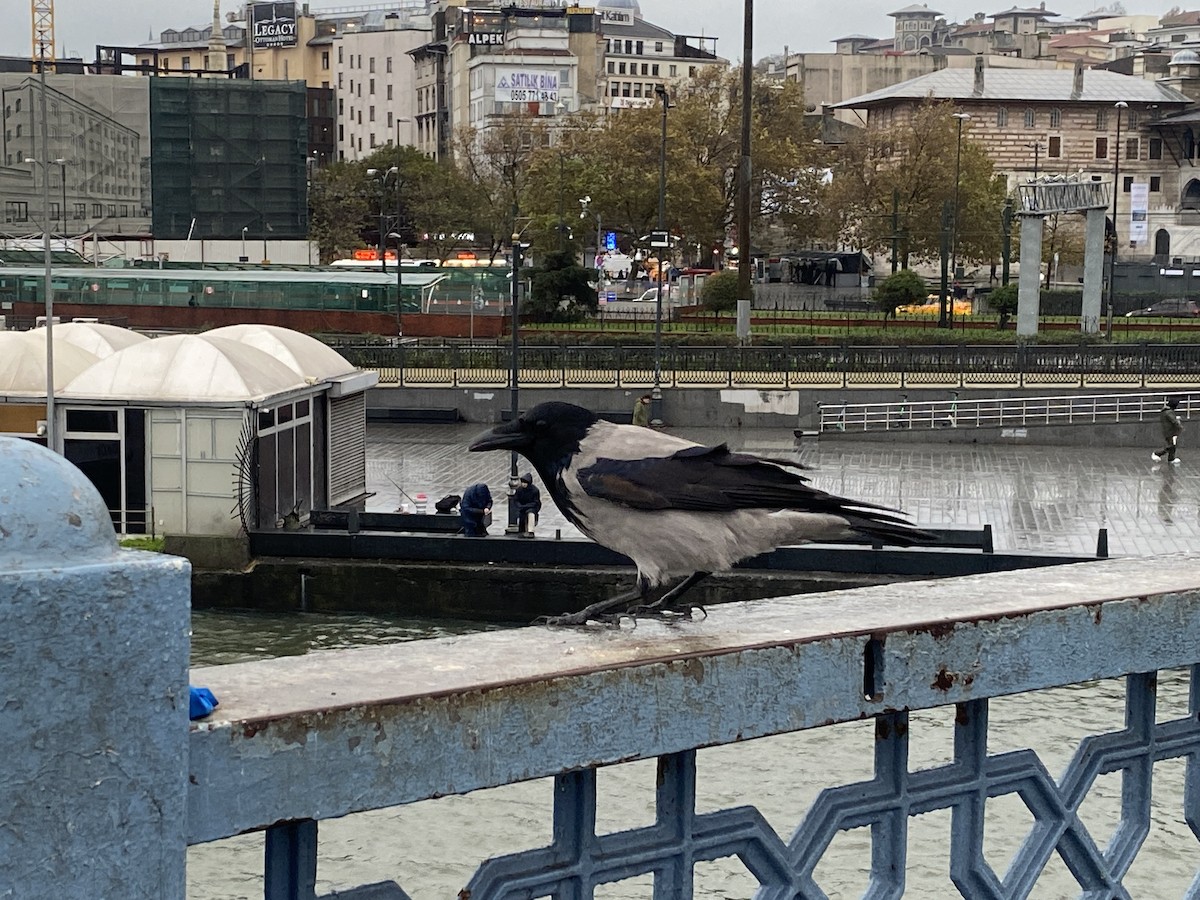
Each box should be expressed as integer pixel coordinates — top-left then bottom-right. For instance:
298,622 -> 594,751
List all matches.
185,613 -> 1199,899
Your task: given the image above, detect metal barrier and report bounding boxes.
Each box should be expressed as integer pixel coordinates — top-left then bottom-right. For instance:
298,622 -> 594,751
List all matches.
187,557 -> 1200,898
818,391 -> 1195,433
341,343 -> 1200,390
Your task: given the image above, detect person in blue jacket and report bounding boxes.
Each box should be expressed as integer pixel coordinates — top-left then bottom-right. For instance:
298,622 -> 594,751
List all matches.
460,482 -> 493,536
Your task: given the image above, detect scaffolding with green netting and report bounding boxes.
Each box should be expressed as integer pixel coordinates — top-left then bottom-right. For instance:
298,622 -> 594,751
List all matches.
149,78 -> 308,241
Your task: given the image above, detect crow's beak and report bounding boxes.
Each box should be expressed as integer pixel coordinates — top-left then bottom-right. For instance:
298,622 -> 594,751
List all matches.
469,419 -> 528,453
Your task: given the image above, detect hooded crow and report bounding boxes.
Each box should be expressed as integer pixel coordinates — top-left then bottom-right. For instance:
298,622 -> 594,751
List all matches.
469,401 -> 928,624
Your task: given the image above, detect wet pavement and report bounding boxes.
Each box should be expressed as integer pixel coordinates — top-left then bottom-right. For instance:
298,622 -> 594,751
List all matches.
366,423 -> 1200,559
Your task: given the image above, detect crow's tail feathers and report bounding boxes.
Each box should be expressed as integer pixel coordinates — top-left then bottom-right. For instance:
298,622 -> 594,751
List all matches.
840,509 -> 938,548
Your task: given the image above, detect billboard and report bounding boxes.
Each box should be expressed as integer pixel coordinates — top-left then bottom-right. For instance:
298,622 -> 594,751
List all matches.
1129,182 -> 1149,245
251,2 -> 299,50
494,67 -> 559,103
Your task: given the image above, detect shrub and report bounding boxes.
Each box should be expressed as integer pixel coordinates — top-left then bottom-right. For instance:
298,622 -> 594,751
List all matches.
700,270 -> 741,313
873,270 -> 927,317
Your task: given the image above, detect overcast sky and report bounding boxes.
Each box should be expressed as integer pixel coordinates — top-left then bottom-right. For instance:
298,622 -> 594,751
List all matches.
1,1 -> 1179,63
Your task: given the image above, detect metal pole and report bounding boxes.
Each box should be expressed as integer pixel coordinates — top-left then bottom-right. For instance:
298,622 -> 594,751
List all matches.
735,0 -> 753,344
396,174 -> 403,336
507,223 -> 522,532
557,152 -> 565,253
653,86 -> 668,425
379,180 -> 387,275
948,112 -> 969,329
890,187 -> 899,274
39,60 -> 55,453
59,161 -> 67,236
1106,102 -> 1126,340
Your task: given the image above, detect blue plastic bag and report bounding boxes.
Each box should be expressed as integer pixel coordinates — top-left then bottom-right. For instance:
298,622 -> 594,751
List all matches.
189,685 -> 219,721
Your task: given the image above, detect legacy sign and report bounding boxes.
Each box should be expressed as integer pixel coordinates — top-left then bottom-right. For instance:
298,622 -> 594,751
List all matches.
251,2 -> 298,49
495,67 -> 559,103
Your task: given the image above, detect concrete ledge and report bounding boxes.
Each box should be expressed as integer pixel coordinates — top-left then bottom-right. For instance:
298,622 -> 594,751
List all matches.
164,533 -> 251,571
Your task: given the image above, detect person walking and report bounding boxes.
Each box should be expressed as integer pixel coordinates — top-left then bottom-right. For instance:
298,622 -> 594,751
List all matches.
632,394 -> 652,427
1152,397 -> 1185,465
459,482 -> 493,536
514,472 -> 541,537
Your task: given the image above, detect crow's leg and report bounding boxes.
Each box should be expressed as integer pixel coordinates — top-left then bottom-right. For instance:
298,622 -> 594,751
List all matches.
538,574 -> 651,626
633,571 -> 712,616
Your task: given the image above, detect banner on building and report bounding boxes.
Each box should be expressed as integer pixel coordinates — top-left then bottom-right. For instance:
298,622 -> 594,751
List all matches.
1130,182 -> 1149,244
251,2 -> 299,50
597,6 -> 633,25
494,67 -> 559,103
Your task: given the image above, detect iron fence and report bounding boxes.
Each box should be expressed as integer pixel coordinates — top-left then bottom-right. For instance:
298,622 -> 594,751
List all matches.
340,342 -> 1200,390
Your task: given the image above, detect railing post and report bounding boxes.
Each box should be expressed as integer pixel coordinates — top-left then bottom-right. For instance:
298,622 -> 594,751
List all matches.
0,437 -> 190,899
264,819 -> 318,900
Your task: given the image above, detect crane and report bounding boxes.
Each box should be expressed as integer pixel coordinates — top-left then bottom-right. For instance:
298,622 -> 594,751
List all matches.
31,0 -> 55,72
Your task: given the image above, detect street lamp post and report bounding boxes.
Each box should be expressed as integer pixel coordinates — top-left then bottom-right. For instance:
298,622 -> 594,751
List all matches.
735,0 -> 753,345
947,111 -> 970,329
1025,140 -> 1043,183
652,83 -> 670,425
1105,101 -> 1128,339
366,166 -> 398,275
507,225 -> 523,533
57,160 -> 67,236
240,226 -> 248,262
24,152 -> 63,451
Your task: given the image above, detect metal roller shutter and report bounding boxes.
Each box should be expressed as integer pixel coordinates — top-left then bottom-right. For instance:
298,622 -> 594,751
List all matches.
327,394 -> 366,506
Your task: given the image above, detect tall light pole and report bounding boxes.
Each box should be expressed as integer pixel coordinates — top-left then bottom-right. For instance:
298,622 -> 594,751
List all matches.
735,0 -> 753,344
1106,100 -> 1128,339
366,166 -> 398,274
948,112 -> 970,329
507,218 -> 522,533
652,83 -> 670,425
1025,140 -> 1043,183
24,152 -> 63,451
57,160 -> 67,236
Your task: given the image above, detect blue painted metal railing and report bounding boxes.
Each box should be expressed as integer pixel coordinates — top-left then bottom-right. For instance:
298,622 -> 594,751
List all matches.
186,557 -> 1200,899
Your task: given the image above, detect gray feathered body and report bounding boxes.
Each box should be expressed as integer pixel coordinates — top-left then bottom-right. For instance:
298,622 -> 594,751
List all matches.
545,421 -> 914,588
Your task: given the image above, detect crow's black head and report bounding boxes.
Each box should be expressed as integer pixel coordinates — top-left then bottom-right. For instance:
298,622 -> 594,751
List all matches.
469,402 -> 598,473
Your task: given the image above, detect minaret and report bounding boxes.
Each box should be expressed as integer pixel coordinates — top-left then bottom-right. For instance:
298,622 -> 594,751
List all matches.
206,0 -> 227,73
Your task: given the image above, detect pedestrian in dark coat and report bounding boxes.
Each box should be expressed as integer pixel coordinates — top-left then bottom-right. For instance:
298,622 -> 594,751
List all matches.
460,482 -> 493,536
1152,397 -> 1185,465
515,472 -> 542,536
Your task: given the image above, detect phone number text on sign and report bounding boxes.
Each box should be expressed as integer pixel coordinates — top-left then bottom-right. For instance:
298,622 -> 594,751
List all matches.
506,89 -> 559,102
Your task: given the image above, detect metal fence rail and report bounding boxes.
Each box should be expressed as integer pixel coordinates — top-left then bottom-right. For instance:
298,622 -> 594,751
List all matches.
819,391 -> 1197,433
186,558 -> 1200,899
340,343 -> 1200,390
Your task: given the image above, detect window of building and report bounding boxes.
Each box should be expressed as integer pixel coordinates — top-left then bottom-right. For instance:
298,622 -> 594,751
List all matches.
370,133 -> 376,148
655,41 -> 663,52
1024,107 -> 1035,128
92,203 -> 102,217
624,40 -> 633,54
350,78 -> 354,92
996,107 -> 1008,127
607,61 -> 614,73
387,111 -> 393,128
387,84 -> 393,100
370,78 -> 375,94
1123,175 -> 1133,192
1126,137 -> 1139,160
358,110 -> 362,124
387,57 -> 393,74
1095,136 -> 1108,158
357,55 -> 362,69
633,83 -> 642,97
5,201 -> 28,223
689,66 -> 696,77
1151,175 -> 1162,192
338,98 -> 343,115
619,62 -> 626,74
140,58 -> 151,69
1050,107 -> 1061,127
622,82 -> 631,97
369,57 -> 375,74
641,63 -> 648,75
636,41 -> 643,54
181,56 -> 191,70
74,202 -> 86,219
1173,32 -> 1187,42
609,81 -> 618,96
322,51 -> 329,70
338,45 -> 343,63
1150,137 -> 1163,160
1127,110 -> 1139,128
561,68 -> 571,86
1095,108 -> 1107,130
652,64 -> 659,76
227,53 -> 235,69
669,64 -> 677,76
1047,135 -> 1061,158
338,73 -> 343,89
369,106 -> 375,122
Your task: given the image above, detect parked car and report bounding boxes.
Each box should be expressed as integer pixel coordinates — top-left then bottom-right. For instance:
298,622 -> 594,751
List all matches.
1125,298 -> 1200,318
635,286 -> 671,302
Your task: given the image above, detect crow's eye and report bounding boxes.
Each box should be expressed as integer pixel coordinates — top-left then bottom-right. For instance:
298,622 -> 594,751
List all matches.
535,419 -> 548,430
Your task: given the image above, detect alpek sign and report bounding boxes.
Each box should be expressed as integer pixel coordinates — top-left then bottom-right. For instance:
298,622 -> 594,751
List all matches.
252,2 -> 299,49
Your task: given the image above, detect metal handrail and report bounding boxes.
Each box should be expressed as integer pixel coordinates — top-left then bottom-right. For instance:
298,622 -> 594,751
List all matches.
818,391 -> 1194,432
339,343 -> 1200,390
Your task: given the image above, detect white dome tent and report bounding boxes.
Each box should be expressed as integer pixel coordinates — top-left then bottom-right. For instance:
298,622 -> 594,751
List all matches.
0,324 -> 382,538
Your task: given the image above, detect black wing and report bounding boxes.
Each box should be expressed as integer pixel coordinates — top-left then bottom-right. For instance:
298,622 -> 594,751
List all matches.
577,444 -> 902,519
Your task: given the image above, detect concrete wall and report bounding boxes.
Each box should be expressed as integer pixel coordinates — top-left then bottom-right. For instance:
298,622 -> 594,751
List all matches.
0,436 -> 192,897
